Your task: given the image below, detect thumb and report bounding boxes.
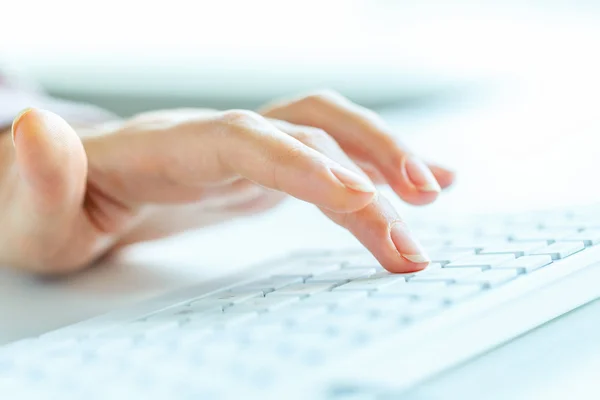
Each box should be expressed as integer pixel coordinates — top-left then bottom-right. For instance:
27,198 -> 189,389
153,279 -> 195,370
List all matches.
7,108 -> 91,272
12,108 -> 87,215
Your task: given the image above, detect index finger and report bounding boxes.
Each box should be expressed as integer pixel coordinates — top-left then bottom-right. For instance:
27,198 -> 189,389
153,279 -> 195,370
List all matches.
321,192 -> 430,273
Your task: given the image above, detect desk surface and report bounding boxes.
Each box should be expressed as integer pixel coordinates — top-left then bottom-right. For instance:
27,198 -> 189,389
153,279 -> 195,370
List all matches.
1,83 -> 600,348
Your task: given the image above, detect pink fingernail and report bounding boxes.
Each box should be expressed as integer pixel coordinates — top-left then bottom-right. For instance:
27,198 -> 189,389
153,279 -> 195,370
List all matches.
390,221 -> 430,264
404,156 -> 441,193
11,108 -> 33,147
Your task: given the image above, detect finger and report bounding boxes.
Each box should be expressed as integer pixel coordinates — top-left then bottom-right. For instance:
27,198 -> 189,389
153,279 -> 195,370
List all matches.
271,120 -> 427,273
322,193 -> 429,273
271,118 -> 388,186
12,108 -> 87,213
270,119 -> 371,181
260,90 -> 448,205
354,160 -> 387,185
7,108 -> 97,272
85,110 -> 376,213
428,163 -> 455,189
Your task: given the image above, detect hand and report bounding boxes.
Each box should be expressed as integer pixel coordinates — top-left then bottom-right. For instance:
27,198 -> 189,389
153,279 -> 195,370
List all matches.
0,90 -> 454,274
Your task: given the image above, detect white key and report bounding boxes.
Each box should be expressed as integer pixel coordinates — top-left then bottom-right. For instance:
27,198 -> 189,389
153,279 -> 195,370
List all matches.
529,241 -> 585,260
148,303 -> 225,320
341,296 -> 441,319
338,252 -> 381,268
563,229 -> 600,246
225,296 -> 300,313
409,268 -> 479,282
375,281 -> 448,297
427,284 -> 483,302
102,320 -> 180,339
267,283 -> 337,297
456,269 -> 519,287
195,290 -> 263,305
258,306 -> 328,326
274,262 -> 342,278
181,311 -> 259,327
233,276 -> 304,291
94,337 -> 138,357
446,237 -> 509,249
540,218 -> 596,230
445,254 -> 515,269
306,268 -> 376,283
398,300 -> 445,320
492,255 -> 553,273
510,228 -> 577,242
332,297 -> 413,316
428,249 -> 476,264
479,241 -> 548,257
298,291 -> 368,306
333,272 -> 408,291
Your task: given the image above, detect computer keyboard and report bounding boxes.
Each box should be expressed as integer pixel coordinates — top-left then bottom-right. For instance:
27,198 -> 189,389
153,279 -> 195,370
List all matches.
2,207 -> 600,399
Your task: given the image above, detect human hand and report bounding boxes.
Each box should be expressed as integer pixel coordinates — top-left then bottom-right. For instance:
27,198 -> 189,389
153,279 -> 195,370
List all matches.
0,90 -> 453,274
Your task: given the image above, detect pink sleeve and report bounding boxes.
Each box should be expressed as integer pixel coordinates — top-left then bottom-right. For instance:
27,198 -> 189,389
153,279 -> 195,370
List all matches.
0,73 -> 117,130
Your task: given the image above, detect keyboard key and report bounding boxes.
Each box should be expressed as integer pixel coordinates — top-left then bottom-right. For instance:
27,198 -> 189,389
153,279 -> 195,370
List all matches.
445,254 -> 515,269
334,301 -> 408,318
427,284 -> 484,302
338,252 -> 381,268
333,272 -> 408,291
529,241 -> 585,260
492,255 -> 553,273
341,297 -> 441,320
257,306 -> 329,326
305,268 -> 377,283
233,276 -> 304,292
428,249 -> 476,264
298,291 -> 368,306
398,300 -> 445,320
197,291 -> 264,304
409,268 -> 479,282
179,312 -> 260,331
224,297 -> 300,313
509,228 -> 577,243
105,320 -> 180,339
267,283 -> 337,297
562,229 -> 600,246
148,303 -> 225,320
446,237 -> 510,249
478,241 -> 547,257
456,269 -> 519,287
374,281 -> 448,297
274,262 -> 342,278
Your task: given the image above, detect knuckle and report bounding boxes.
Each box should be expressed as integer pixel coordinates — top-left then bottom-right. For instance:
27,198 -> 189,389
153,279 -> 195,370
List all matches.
301,89 -> 343,105
293,127 -> 333,147
390,218 -> 410,233
216,109 -> 266,141
218,109 -> 263,129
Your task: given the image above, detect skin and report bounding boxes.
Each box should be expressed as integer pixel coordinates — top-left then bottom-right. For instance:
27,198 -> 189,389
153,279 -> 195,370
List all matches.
0,90 -> 454,275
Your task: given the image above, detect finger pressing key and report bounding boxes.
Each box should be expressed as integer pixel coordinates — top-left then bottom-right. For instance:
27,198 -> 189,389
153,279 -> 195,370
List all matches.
322,193 -> 430,273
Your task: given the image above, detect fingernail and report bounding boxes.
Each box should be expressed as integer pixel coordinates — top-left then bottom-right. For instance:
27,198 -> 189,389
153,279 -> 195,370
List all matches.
404,156 -> 441,193
11,108 -> 33,147
330,166 -> 376,193
390,221 -> 430,264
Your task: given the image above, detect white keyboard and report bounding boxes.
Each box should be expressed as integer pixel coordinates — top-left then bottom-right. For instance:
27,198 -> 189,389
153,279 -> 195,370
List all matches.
2,207 -> 600,399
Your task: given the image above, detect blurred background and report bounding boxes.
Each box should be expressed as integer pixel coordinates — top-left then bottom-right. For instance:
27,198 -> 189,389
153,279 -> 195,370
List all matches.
1,0 -> 599,115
